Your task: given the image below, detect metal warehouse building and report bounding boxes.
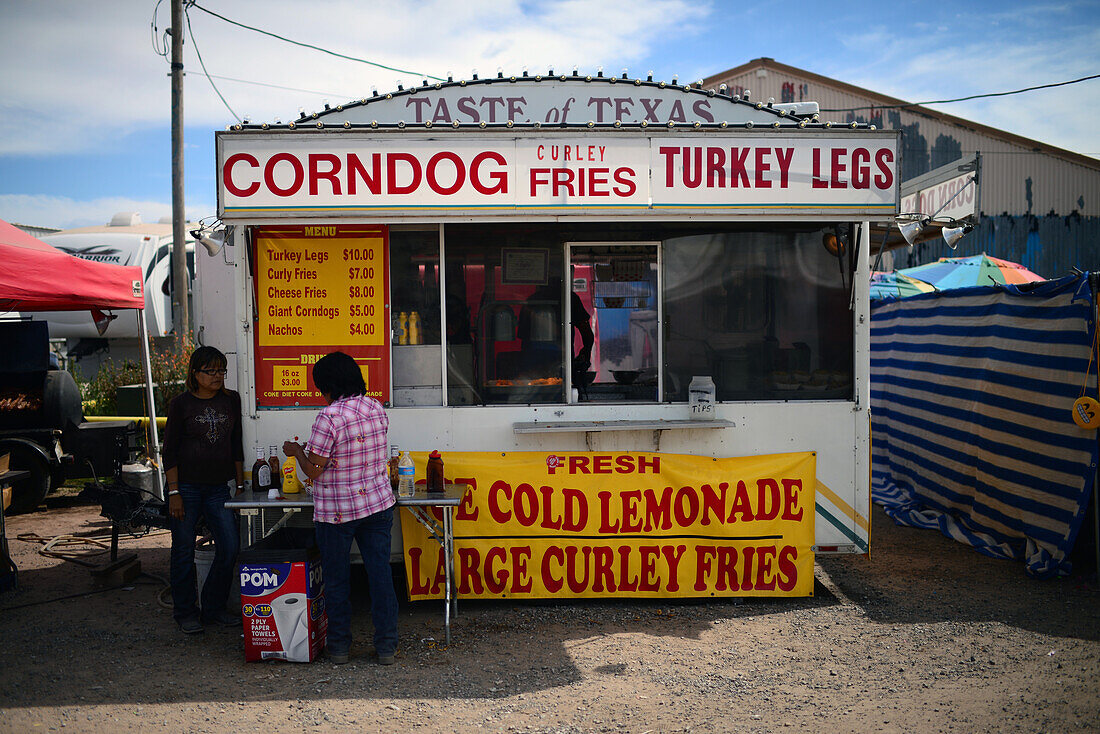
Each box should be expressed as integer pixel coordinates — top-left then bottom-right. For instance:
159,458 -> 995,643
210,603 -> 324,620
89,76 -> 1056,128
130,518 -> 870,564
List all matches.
704,58 -> 1100,277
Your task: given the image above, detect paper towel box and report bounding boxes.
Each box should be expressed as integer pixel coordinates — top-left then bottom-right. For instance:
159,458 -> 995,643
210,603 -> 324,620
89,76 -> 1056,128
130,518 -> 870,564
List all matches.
239,528 -> 327,663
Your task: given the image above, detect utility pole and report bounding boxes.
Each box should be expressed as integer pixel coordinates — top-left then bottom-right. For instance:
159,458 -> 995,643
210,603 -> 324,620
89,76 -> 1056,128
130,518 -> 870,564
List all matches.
170,0 -> 190,344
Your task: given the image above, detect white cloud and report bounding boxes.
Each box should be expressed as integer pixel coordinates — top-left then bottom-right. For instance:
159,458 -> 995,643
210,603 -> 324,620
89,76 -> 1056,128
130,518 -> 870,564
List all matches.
0,194 -> 214,231
0,0 -> 706,155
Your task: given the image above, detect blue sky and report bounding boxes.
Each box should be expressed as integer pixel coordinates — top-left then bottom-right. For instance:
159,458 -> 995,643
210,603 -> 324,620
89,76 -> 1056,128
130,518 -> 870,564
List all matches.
1,0 -> 1097,229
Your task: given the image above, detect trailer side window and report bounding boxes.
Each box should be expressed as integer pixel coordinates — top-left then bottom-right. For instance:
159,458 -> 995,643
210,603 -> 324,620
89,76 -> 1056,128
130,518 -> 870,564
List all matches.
662,227 -> 854,402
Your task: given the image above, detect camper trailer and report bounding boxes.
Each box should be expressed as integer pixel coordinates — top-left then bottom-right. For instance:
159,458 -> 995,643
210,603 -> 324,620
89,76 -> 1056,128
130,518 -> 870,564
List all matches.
31,213 -> 194,373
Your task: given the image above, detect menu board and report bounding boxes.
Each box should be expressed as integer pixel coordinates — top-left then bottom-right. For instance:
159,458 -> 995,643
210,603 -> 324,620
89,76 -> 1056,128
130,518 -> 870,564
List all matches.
253,225 -> 389,408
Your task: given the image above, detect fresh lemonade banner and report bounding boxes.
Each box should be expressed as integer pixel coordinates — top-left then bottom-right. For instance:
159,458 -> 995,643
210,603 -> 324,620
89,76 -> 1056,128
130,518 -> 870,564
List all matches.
399,450 -> 816,600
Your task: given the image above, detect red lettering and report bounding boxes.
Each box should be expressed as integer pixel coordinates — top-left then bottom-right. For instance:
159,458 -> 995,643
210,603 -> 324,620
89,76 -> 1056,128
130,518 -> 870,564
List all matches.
484,547 -> 508,594
457,547 -> 483,595
470,151 -> 508,194
774,147 -> 793,187
612,168 -> 636,196
851,147 -> 870,189
740,546 -> 756,591
598,491 -> 620,533
615,455 -> 634,474
387,152 -> 421,195
511,548 -> 533,593
756,479 -> 780,520
514,483 -> 537,527
542,546 -> 564,593
812,148 -> 828,188
707,147 -> 725,187
346,153 -> 381,195
754,147 -> 772,188
592,546 -> 615,592
539,485 -> 562,530
488,480 -> 512,524
223,153 -> 259,197
717,546 -> 739,591
755,546 -> 777,591
644,487 -> 673,531
638,546 -> 661,592
700,483 -> 726,526
408,547 -> 432,595
776,546 -> 798,591
694,546 -> 716,591
264,153 -> 304,197
593,455 -> 612,474
830,148 -> 847,189
455,478 -> 478,521
874,148 -> 894,189
569,456 -> 590,474
308,153 -> 341,196
661,545 -> 686,592
658,146 -> 678,187
673,486 -> 699,526
425,151 -> 465,195
617,547 -> 639,592
562,487 -> 587,532
620,490 -> 643,532
727,480 -> 753,522
565,546 -> 592,593
781,479 -> 804,521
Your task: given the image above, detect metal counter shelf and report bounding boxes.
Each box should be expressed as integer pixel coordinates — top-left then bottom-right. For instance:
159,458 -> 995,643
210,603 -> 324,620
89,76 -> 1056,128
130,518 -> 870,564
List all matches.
226,483 -> 467,644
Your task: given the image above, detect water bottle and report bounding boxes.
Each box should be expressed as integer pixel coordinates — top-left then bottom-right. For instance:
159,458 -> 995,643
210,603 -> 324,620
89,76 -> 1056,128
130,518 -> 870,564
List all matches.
397,451 -> 415,498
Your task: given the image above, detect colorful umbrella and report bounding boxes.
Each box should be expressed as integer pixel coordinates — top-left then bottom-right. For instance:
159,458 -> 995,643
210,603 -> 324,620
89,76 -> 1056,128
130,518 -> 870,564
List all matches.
870,271 -> 937,300
898,254 -> 1044,291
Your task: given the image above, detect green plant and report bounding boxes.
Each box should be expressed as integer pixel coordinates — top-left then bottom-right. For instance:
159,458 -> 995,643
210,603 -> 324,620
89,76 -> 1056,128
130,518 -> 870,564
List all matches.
81,336 -> 194,416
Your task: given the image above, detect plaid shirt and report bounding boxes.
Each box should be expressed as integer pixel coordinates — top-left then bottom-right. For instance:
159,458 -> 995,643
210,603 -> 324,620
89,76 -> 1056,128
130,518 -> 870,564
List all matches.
306,394 -> 393,524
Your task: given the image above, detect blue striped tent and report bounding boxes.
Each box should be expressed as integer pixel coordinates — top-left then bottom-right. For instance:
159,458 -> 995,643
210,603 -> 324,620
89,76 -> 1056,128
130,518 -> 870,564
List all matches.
870,274 -> 1097,578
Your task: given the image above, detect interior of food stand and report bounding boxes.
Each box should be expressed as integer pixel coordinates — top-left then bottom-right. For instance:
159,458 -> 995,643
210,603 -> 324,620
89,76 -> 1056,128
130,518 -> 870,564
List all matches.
386,221 -> 857,407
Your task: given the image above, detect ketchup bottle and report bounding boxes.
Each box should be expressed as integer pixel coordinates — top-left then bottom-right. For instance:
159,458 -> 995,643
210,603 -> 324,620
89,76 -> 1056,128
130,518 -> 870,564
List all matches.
426,450 -> 444,495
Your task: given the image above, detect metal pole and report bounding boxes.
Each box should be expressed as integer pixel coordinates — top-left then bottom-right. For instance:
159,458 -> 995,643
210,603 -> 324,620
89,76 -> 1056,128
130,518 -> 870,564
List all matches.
170,0 -> 190,341
1090,271 -> 1100,582
138,310 -> 165,502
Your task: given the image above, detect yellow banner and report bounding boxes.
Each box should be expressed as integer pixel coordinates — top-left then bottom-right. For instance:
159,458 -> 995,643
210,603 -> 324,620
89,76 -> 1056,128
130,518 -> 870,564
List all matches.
400,451 -> 815,599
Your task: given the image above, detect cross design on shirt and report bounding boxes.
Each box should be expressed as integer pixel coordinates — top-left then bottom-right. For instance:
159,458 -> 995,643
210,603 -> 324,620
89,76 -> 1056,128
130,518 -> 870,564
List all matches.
194,405 -> 229,444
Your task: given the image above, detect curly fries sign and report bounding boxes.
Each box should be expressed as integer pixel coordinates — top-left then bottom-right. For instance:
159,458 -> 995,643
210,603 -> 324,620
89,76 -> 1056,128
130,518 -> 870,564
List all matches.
399,451 -> 816,600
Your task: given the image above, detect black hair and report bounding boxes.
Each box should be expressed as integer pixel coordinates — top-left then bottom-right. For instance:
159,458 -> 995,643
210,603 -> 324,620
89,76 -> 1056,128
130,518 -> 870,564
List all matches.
312,351 -> 366,401
185,346 -> 228,393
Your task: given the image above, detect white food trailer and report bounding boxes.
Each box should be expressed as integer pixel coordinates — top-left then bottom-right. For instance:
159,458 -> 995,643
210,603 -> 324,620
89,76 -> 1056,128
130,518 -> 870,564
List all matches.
200,72 -> 898,577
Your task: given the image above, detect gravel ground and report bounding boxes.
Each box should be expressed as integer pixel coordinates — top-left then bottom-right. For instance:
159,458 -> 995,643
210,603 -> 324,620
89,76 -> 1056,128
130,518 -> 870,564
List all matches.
0,497 -> 1097,733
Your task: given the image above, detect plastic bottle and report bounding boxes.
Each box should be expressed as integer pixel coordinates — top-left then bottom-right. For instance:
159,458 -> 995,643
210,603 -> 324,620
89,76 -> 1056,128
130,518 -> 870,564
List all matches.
397,451 -> 415,499
252,446 -> 271,492
426,450 -> 444,495
408,311 -> 422,345
282,437 -> 304,493
398,312 -> 410,345
387,445 -> 400,494
268,446 -> 282,491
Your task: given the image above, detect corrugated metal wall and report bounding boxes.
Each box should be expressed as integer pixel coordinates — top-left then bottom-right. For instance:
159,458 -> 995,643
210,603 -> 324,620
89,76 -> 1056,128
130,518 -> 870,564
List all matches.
709,65 -> 1100,272
712,67 -> 1099,217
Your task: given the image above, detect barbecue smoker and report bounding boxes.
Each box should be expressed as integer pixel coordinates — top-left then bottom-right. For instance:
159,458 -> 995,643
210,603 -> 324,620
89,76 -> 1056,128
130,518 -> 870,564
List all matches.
0,321 -> 139,513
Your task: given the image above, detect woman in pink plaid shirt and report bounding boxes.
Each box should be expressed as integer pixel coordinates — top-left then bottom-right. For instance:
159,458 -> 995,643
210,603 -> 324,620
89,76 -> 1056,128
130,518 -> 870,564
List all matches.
283,351 -> 397,665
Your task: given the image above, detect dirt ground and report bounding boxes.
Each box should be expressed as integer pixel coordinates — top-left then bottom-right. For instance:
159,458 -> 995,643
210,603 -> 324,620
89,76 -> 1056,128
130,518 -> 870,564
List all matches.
1,494 -> 1098,734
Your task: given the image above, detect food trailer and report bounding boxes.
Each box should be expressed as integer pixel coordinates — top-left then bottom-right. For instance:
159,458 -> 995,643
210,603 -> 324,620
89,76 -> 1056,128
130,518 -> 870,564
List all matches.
201,71 -> 898,602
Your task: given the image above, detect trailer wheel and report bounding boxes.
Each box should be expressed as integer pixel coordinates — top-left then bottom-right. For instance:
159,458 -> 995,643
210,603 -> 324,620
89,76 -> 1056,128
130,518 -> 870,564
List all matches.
1,441 -> 51,515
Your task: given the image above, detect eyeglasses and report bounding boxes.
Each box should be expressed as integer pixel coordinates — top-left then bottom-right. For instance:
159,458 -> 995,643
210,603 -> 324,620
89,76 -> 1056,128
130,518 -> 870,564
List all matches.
198,368 -> 228,376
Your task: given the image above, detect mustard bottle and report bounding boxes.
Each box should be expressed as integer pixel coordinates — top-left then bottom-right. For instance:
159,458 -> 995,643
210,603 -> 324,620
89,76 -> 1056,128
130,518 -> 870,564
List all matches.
282,436 -> 304,494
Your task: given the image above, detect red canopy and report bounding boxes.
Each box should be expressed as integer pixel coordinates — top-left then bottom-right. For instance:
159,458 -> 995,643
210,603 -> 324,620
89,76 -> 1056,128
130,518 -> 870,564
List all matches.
0,218 -> 145,312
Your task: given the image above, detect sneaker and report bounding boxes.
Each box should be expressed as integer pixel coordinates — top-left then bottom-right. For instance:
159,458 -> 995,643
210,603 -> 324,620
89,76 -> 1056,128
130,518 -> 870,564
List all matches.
327,649 -> 349,665
376,652 -> 395,666
177,617 -> 204,635
203,610 -> 241,628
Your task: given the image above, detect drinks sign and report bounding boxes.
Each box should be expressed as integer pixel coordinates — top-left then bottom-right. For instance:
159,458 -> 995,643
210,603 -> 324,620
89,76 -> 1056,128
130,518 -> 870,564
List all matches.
253,225 -> 390,408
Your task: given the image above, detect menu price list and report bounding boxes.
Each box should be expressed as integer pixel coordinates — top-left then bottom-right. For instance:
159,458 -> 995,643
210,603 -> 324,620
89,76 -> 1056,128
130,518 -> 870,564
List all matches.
253,226 -> 390,407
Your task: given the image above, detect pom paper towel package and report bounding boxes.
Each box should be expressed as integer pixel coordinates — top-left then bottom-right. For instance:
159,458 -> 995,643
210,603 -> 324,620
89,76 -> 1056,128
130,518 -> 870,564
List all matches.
238,529 -> 327,662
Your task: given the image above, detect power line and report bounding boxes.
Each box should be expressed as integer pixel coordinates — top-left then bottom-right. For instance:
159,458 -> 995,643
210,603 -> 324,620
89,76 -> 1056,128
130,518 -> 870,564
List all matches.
188,2 -> 445,82
821,73 -> 1100,112
204,73 -> 350,99
185,7 -> 241,122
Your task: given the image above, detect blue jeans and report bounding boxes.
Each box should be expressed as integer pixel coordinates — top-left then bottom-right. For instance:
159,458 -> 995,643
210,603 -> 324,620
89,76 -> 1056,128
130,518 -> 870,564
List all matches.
169,482 -> 239,623
315,507 -> 399,656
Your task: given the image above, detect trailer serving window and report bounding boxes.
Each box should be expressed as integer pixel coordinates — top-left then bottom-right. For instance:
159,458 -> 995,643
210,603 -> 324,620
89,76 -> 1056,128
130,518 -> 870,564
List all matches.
435,221 -> 854,407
